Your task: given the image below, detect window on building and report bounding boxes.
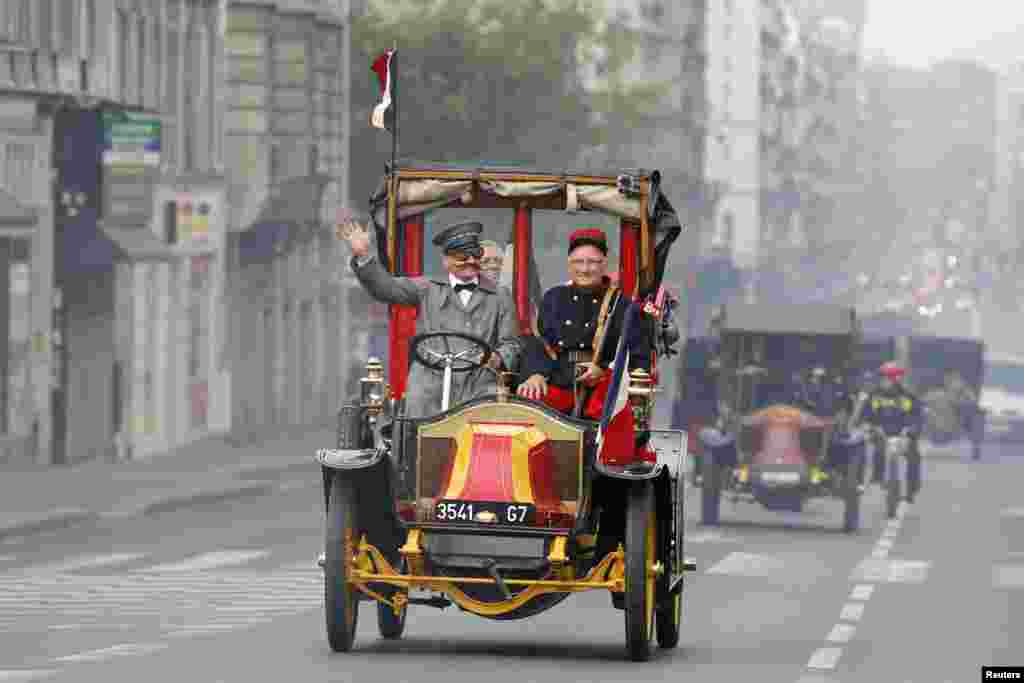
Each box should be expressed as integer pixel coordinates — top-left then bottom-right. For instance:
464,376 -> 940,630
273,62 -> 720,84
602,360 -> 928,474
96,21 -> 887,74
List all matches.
37,0 -> 53,50
82,0 -> 95,57
165,24 -> 179,168
138,17 -> 147,105
183,26 -> 197,169
58,0 -> 75,53
117,10 -> 129,100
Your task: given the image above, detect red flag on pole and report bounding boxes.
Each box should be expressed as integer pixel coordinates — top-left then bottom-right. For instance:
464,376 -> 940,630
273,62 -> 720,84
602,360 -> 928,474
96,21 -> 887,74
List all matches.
370,49 -> 396,131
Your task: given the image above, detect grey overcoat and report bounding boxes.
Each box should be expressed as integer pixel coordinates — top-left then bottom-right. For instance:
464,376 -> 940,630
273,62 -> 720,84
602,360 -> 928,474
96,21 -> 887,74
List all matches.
352,255 -> 522,417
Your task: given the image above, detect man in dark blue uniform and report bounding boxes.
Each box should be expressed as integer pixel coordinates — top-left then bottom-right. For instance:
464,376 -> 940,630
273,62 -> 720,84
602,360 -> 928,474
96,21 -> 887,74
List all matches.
517,228 -> 651,418
860,362 -> 925,502
793,366 -> 849,418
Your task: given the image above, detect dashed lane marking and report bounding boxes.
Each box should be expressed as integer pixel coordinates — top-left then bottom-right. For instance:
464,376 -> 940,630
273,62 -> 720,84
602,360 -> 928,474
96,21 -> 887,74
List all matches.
993,564 -> 1024,590
871,547 -> 890,559
852,558 -> 931,584
807,647 -> 843,670
826,623 -> 857,643
839,603 -> 865,622
850,584 -> 875,601
876,538 -> 894,550
140,550 -> 270,573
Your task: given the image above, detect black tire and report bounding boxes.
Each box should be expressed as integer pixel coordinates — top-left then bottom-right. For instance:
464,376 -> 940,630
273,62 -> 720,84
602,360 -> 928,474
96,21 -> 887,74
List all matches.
842,460 -> 861,533
325,475 -> 360,652
886,456 -> 900,519
701,458 -> 721,526
656,590 -> 681,649
625,482 -> 656,662
377,560 -> 408,639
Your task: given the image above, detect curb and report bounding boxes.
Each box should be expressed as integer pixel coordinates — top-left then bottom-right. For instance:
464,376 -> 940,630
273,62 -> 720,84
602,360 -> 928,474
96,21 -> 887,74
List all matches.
0,508 -> 100,542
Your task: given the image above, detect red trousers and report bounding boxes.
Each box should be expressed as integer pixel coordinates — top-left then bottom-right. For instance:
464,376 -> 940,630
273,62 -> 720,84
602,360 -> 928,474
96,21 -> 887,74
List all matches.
540,374 -> 611,420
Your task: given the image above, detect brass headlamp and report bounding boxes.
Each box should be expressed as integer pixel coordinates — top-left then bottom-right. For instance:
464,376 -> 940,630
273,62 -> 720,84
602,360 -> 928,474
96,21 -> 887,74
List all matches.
627,368 -> 656,431
359,356 -> 389,419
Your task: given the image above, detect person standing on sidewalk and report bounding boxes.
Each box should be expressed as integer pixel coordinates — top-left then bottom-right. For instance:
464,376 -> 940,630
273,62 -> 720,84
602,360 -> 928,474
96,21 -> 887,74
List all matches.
337,215 -> 521,417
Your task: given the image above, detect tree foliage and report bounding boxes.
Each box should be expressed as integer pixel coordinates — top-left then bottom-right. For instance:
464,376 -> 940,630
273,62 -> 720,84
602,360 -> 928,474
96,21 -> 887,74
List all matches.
349,0 -> 666,205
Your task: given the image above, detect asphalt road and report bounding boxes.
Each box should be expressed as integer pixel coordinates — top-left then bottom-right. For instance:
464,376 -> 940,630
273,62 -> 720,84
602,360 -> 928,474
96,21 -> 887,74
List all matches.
0,445 -> 1021,683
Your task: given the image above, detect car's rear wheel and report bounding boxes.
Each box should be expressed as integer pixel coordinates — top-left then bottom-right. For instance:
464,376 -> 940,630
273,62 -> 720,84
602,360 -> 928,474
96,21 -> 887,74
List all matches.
377,559 -> 408,639
656,589 -> 681,649
842,460 -> 861,533
625,482 -> 656,662
325,475 -> 360,652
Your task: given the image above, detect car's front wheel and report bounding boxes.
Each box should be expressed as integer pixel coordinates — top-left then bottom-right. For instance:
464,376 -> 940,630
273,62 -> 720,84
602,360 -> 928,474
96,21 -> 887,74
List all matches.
325,475 -> 360,652
624,482 -> 657,662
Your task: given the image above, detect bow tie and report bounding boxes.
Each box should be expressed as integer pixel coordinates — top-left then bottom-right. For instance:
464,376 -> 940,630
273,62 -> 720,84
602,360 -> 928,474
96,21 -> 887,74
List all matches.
453,282 -> 477,293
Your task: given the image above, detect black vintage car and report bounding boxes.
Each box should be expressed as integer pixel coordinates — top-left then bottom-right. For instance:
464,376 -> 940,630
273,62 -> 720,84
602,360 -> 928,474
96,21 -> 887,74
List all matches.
317,161 -> 695,661
697,303 -> 867,532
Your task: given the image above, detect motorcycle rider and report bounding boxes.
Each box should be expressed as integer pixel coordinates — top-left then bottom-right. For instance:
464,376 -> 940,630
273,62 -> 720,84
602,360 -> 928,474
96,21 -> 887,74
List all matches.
860,362 -> 925,503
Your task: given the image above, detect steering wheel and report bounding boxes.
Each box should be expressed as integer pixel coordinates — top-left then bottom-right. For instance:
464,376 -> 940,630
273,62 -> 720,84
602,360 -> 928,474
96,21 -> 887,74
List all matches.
409,332 -> 494,374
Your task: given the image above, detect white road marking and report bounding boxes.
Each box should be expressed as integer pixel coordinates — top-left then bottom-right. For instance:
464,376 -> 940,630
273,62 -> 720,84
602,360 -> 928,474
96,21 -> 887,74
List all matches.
839,603 -> 865,621
881,526 -> 899,539
1000,507 -> 1024,519
871,547 -> 890,559
687,530 -> 739,544
993,564 -> 1024,590
0,672 -> 59,682
826,623 -> 857,643
850,584 -> 875,601
807,647 -> 843,670
53,642 -> 168,663
141,550 -> 270,573
876,538 -> 894,549
705,552 -> 787,577
32,553 -> 148,574
852,558 -> 931,584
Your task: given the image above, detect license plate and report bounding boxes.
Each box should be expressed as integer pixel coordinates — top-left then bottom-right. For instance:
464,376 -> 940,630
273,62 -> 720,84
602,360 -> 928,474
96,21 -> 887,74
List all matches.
760,471 -> 801,485
434,500 -> 536,525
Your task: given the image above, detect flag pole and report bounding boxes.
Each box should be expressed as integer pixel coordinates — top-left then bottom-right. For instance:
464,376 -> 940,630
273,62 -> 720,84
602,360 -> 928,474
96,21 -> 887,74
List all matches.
390,43 -> 398,176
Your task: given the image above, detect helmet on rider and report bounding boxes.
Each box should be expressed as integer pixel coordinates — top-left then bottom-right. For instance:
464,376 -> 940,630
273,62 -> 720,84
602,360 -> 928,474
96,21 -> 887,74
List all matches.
879,362 -> 906,389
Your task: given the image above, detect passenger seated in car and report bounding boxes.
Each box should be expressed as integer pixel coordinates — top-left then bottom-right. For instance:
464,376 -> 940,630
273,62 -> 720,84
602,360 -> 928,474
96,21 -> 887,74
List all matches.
516,228 -> 651,419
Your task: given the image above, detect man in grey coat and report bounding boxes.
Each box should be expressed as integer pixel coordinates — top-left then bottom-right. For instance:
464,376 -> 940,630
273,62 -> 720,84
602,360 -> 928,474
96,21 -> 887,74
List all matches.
337,216 -> 521,418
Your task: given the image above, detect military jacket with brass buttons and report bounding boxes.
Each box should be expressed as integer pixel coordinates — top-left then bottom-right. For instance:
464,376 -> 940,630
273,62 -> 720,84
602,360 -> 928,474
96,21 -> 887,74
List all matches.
521,282 -> 651,390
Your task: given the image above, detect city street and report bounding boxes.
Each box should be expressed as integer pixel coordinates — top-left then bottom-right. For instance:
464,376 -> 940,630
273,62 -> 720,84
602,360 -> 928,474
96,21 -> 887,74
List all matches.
0,445 -> 1019,683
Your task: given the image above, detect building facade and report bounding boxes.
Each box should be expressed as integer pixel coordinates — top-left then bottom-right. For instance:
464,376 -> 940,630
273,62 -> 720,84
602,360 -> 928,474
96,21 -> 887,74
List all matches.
223,0 -> 352,442
0,0 -> 352,465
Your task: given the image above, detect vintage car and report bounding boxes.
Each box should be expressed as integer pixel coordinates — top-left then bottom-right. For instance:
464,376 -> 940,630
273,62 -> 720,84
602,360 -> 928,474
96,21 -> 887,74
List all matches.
697,303 -> 866,532
315,161 -> 695,661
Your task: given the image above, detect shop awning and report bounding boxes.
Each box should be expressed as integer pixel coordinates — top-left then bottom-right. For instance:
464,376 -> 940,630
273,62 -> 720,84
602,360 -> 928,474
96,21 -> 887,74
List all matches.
100,224 -> 176,260
238,174 -> 336,265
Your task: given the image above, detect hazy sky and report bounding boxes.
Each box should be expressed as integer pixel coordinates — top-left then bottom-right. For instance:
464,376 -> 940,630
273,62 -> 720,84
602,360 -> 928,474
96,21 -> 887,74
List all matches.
862,0 -> 1024,69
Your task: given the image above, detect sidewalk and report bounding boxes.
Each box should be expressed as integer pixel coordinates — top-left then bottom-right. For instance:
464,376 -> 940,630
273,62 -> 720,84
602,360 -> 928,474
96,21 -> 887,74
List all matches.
0,424 -> 338,541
